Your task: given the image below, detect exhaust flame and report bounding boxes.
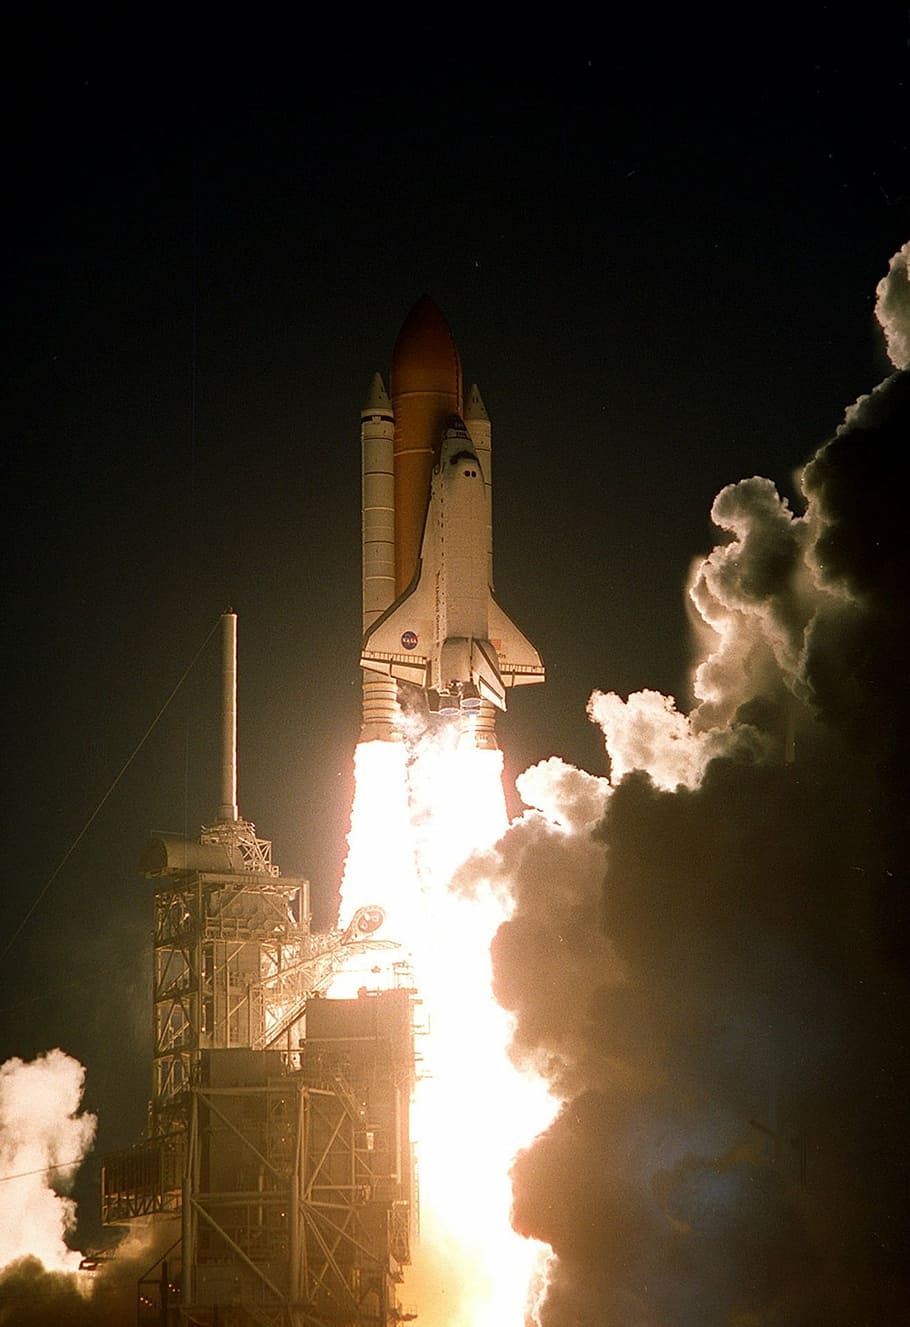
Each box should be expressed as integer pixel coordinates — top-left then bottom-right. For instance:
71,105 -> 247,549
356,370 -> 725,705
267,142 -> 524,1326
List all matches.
0,1049 -> 96,1274
335,725 -> 555,1325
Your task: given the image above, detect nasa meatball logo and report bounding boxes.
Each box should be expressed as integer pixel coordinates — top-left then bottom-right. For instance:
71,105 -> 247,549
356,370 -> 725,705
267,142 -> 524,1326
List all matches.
401,630 -> 418,651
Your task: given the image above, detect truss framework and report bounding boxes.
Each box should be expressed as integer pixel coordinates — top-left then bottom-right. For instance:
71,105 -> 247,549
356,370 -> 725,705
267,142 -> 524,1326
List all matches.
104,820 -> 415,1327
171,991 -> 416,1327
152,867 -> 307,1121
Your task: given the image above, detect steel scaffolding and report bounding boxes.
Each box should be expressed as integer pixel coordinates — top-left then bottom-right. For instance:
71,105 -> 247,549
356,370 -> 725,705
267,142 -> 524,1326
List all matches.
173,993 -> 416,1327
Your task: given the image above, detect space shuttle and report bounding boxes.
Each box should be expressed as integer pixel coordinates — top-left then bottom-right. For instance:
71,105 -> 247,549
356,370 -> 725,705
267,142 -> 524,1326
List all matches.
359,296 -> 544,747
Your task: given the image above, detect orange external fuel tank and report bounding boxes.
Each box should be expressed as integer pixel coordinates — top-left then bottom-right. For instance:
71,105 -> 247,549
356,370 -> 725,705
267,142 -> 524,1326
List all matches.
389,296 -> 463,595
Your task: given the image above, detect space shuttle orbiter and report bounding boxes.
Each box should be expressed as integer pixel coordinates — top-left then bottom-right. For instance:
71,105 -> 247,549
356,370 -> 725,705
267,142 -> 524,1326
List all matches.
358,296 -> 544,748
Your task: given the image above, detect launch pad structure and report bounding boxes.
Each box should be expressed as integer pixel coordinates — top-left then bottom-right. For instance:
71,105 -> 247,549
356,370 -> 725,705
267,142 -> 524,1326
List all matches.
100,614 -> 418,1326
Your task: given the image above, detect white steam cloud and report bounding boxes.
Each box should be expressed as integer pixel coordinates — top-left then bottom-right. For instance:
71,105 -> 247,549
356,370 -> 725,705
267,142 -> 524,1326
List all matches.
587,472 -> 807,791
515,756 -> 610,831
588,688 -> 722,790
875,239 -> 910,369
0,1050 -> 96,1273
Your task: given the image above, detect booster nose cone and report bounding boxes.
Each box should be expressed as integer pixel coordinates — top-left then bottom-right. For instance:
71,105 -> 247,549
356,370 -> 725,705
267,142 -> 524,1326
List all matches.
362,371 -> 393,418
463,383 -> 489,425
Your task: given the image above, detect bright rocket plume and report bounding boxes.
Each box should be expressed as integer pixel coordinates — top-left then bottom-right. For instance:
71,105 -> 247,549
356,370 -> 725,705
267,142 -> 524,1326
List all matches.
342,295 -> 555,1322
0,1049 -> 96,1274
336,727 -> 554,1326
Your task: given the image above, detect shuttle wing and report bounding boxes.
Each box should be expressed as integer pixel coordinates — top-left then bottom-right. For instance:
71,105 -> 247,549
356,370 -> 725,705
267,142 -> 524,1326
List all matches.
488,596 -> 546,688
360,563 -> 434,688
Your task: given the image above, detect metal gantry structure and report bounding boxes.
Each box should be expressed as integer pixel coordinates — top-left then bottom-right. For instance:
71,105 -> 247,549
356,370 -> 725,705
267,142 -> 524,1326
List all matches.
101,615 -> 417,1326
145,819 -> 315,1127
174,992 -> 415,1327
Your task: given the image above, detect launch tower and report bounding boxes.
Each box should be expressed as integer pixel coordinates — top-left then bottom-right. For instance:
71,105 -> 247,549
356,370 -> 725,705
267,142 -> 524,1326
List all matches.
101,614 -> 417,1326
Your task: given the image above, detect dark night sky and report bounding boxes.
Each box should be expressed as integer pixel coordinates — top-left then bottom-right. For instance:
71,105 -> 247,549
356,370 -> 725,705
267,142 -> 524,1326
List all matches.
2,2 -> 908,1267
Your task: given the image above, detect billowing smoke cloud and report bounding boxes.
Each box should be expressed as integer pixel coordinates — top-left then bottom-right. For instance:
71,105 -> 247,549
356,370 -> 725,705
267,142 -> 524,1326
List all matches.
588,468 -> 820,794
876,240 -> 910,370
0,1226 -> 169,1327
482,256 -> 910,1322
0,1050 -> 101,1326
0,1043 -> 175,1325
0,1258 -> 96,1326
0,1050 -> 96,1273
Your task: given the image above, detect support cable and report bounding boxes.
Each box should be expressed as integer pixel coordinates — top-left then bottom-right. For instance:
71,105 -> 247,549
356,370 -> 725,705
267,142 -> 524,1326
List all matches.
0,615 -> 223,965
0,1155 -> 92,1184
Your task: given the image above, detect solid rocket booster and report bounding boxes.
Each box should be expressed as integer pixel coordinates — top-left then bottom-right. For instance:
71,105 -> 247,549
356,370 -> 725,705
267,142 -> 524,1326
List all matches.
359,297 -> 544,745
361,373 -> 398,740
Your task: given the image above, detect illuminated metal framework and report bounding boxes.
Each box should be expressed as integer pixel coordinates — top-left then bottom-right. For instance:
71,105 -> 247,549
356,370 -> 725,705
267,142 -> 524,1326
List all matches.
101,612 -> 416,1323
135,993 -> 417,1327
144,820 -> 310,1139
98,615 -> 416,1321
181,994 -> 415,1327
102,819 -> 310,1226
102,821 -> 393,1217
160,843 -> 287,1103
102,820 -> 414,1327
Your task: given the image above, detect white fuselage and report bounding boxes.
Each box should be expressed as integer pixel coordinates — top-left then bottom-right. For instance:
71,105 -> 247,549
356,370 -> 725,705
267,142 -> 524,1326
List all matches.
425,432 -> 489,689
360,417 -> 544,713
